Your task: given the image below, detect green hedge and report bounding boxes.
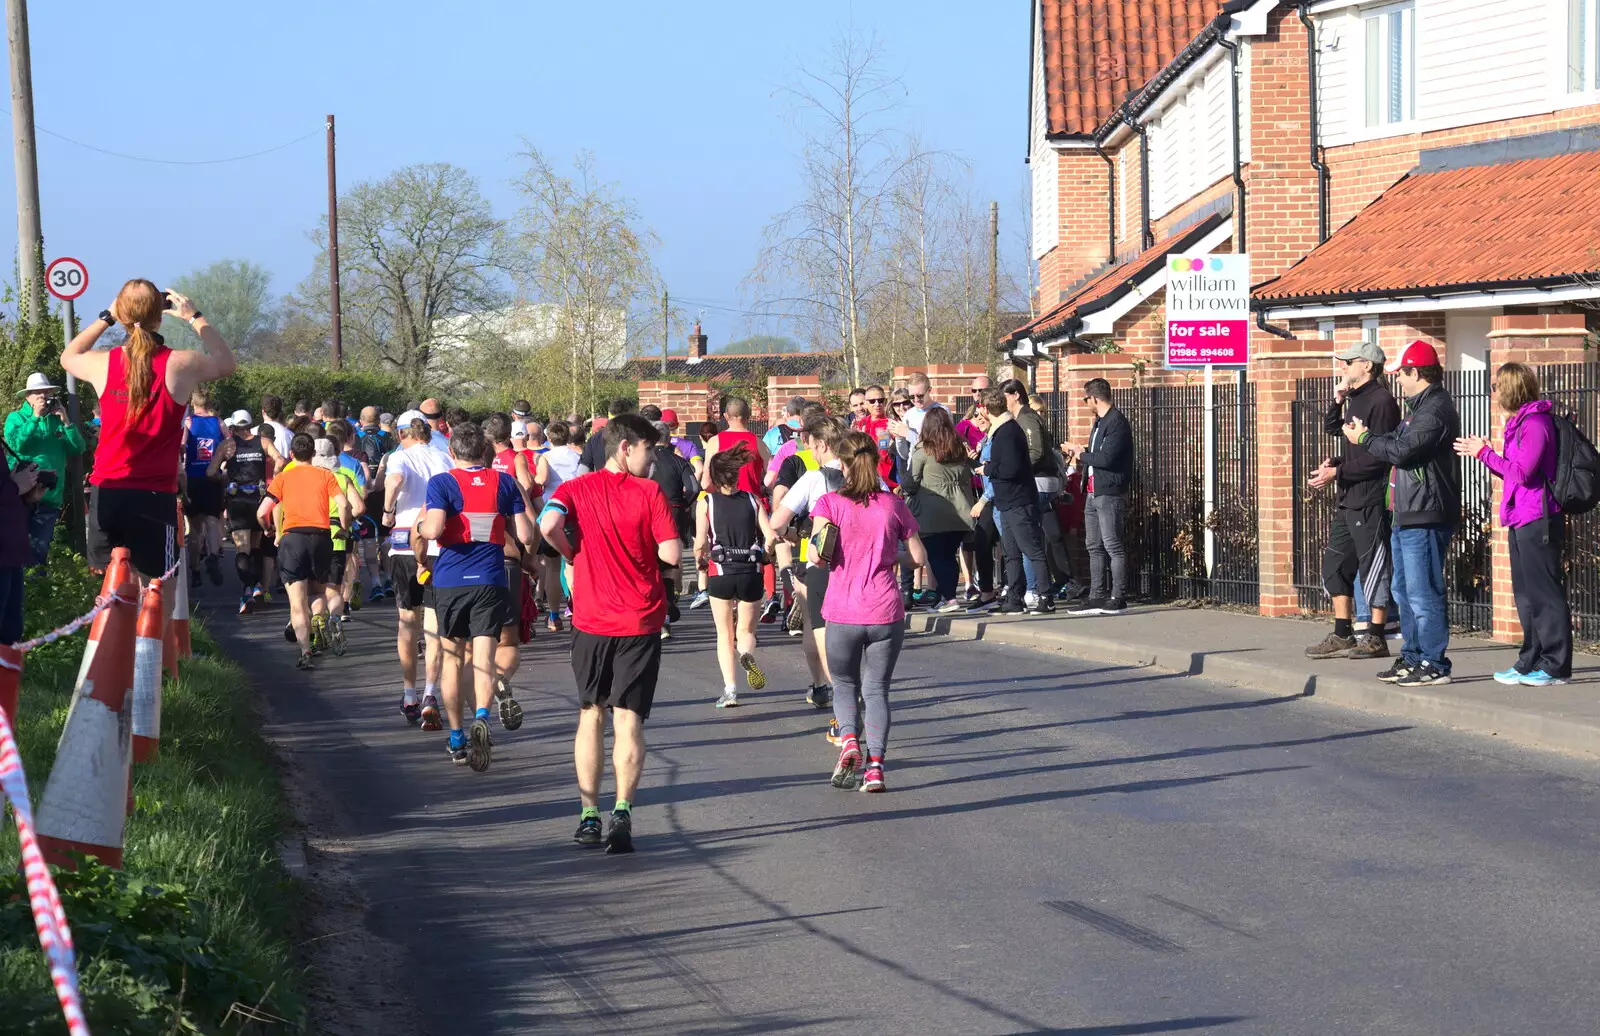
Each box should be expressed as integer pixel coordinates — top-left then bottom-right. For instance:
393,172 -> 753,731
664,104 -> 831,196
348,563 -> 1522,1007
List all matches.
208,362 -> 411,418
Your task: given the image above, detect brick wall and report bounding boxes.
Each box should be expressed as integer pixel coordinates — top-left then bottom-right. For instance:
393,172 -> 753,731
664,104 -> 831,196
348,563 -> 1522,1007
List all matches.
765,376 -> 822,424
1250,336 -> 1334,615
1241,6 -> 1321,285
1039,151 -> 1117,308
890,363 -> 992,413
638,381 -> 716,424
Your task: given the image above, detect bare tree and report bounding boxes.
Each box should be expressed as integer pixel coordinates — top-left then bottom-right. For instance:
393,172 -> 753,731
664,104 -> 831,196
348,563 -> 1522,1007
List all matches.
511,147 -> 658,417
301,163 -> 507,391
748,28 -> 907,386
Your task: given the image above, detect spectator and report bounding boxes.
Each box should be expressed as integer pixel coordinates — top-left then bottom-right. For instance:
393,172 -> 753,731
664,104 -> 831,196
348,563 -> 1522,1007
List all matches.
1305,340 -> 1401,661
61,281 -> 237,584
983,386 -> 1050,614
697,421 -> 718,451
1456,363 -> 1572,687
1344,340 -> 1461,688
418,398 -> 451,454
899,407 -> 975,612
963,406 -> 1000,610
5,372 -> 86,563
763,396 -> 807,453
901,372 -> 948,448
1,448 -> 36,643
580,398 -> 636,473
847,387 -> 867,424
1063,378 -> 1132,614
967,373 -> 992,411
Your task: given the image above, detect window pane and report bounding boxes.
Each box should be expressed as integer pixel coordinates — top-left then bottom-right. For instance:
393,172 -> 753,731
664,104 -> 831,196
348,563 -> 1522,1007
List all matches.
1366,16 -> 1381,126
1571,0 -> 1587,92
1389,10 -> 1405,123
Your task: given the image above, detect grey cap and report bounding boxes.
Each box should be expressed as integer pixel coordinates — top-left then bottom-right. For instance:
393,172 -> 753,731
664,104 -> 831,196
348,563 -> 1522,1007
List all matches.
1334,340 -> 1387,366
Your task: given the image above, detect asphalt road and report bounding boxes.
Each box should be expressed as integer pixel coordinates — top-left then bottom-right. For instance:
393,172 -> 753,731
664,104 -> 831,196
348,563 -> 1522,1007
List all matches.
211,590 -> 1600,1036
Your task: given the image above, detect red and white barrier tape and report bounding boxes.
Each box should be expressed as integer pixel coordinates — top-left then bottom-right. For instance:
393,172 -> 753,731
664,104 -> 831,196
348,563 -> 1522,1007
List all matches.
0,705 -> 90,1036
8,556 -> 182,656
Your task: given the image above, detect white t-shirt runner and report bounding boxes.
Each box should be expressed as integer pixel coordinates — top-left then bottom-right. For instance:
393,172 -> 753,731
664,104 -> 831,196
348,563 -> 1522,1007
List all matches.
387,443 -> 452,556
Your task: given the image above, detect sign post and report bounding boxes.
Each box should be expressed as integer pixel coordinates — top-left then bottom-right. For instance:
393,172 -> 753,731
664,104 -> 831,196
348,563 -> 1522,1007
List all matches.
1166,253 -> 1250,582
45,256 -> 89,554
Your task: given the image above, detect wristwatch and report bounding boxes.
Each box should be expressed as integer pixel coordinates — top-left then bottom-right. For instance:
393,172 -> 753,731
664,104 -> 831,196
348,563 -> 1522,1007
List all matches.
189,311 -> 204,322
98,309 -> 114,324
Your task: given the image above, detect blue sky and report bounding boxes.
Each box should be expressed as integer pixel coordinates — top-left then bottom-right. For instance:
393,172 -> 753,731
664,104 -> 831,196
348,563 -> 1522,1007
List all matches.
7,0 -> 1026,351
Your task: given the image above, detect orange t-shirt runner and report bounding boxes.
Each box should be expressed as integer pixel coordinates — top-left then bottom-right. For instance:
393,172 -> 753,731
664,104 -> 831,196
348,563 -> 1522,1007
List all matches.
266,465 -> 341,531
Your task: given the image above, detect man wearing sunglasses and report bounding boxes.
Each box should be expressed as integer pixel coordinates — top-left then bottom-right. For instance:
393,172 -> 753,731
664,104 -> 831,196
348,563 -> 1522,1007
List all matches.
855,386 -> 899,489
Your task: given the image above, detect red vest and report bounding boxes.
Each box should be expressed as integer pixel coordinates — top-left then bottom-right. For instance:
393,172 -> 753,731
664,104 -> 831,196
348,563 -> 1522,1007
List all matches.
435,468 -> 506,547
492,447 -> 517,478
92,345 -> 187,492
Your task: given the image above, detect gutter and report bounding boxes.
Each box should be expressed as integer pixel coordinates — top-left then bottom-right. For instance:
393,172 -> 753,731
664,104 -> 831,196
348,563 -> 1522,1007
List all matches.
1217,36 -> 1247,254
1256,274 -> 1600,311
1297,3 -> 1331,243
1254,305 -> 1297,339
1137,120 -> 1154,250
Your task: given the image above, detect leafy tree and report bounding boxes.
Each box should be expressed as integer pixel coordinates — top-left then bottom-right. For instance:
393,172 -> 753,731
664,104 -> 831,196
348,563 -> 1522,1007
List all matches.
160,260 -> 276,355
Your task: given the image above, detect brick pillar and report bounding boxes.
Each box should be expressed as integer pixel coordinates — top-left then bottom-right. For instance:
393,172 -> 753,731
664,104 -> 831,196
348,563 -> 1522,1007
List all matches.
1242,7 -> 1322,285
767,376 -> 823,422
1486,313 -> 1591,642
1253,337 -> 1329,616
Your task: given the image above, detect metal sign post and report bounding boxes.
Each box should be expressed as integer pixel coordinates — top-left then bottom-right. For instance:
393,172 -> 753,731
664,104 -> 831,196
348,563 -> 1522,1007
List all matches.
45,256 -> 89,554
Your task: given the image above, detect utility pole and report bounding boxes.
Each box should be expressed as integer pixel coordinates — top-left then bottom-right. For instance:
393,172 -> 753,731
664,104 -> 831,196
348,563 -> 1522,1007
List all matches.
987,200 -> 999,352
7,0 -> 43,324
326,114 -> 342,369
660,289 -> 669,375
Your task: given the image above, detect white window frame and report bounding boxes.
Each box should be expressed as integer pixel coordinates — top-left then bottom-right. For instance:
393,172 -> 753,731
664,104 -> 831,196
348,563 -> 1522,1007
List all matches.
1569,0 -> 1600,93
1361,2 -> 1416,128
1319,319 -> 1337,341
1361,317 -> 1380,346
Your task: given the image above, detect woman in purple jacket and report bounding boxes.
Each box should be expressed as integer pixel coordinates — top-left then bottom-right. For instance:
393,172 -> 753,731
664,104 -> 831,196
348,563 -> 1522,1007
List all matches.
1455,363 -> 1572,686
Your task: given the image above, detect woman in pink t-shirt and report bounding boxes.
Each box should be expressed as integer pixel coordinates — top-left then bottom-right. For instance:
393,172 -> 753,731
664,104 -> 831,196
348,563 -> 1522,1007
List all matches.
810,432 -> 926,793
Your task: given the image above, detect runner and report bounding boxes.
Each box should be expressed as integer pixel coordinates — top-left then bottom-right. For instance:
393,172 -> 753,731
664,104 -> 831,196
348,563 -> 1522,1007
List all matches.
259,433 -> 350,670
327,421 -> 369,610
359,408 -> 399,603
383,412 -> 454,727
208,410 -> 276,614
540,414 -> 681,854
309,432 -> 364,644
417,423 -> 534,771
184,388 -> 226,588
701,396 -> 778,622
810,432 -> 926,793
696,444 -> 776,707
647,420 -> 699,641
770,414 -> 852,721
767,402 -> 827,633
487,413 -> 537,729
538,420 -> 584,632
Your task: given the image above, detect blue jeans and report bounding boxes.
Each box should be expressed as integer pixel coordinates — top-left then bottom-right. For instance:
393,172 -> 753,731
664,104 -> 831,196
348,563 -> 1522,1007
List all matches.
27,504 -> 60,566
1390,523 -> 1454,672
990,506 -> 1041,591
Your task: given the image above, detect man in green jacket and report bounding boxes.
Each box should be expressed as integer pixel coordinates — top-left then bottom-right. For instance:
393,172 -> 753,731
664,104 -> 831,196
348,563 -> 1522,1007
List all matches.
4,373 -> 86,564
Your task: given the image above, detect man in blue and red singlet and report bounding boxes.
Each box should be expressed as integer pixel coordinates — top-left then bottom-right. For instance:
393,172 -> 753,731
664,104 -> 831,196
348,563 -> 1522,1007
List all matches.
417,424 -> 534,774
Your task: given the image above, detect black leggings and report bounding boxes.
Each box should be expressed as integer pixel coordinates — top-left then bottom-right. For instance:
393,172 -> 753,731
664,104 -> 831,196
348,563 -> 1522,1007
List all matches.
968,507 -> 998,593
922,531 -> 965,601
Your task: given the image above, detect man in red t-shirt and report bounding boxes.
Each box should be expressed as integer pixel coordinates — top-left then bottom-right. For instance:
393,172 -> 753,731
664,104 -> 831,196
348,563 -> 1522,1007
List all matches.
852,385 -> 897,488
541,414 -> 682,855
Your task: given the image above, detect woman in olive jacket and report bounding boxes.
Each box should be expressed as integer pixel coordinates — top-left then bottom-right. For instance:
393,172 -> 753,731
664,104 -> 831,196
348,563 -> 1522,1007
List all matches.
901,407 -> 976,612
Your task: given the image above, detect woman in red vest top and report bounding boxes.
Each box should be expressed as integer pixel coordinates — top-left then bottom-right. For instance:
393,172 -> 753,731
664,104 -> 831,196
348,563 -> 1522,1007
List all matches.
60,279 -> 238,583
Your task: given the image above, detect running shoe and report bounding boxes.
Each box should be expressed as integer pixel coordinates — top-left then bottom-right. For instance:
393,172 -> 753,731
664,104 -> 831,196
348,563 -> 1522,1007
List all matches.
1518,670 -> 1567,687
282,620 -> 297,643
805,684 -> 833,710
1023,591 -> 1055,614
238,595 -> 253,616
1069,598 -> 1108,616
1395,662 -> 1451,687
467,717 -> 492,772
1375,660 -> 1414,684
996,599 -> 1028,615
325,617 -> 347,656
546,613 -> 563,633
740,652 -> 767,690
860,764 -> 886,793
309,615 -> 327,654
935,599 -> 963,614
660,624 -> 672,641
689,591 -> 710,609
401,701 -> 421,726
825,718 -> 842,745
759,599 -> 782,625
966,597 -> 998,614
494,676 -> 524,730
205,553 -> 224,586
250,585 -> 265,603
714,689 -> 740,708
295,651 -> 315,671
1493,666 -> 1527,686
447,730 -> 469,765
914,589 -> 939,607
574,816 -> 603,846
831,737 -> 862,790
786,599 -> 805,636
383,582 -> 396,599
605,810 -> 634,854
420,695 -> 443,731
348,584 -> 363,611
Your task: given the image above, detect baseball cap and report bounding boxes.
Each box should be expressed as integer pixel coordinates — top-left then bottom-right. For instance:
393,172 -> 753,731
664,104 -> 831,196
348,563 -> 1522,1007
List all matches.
1334,341 -> 1386,367
660,408 -> 679,427
397,409 -> 426,426
228,409 -> 253,426
511,419 -> 529,439
1384,339 -> 1440,373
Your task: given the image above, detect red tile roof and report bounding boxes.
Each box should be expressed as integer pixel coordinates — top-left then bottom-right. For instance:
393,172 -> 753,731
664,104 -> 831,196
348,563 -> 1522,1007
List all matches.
1005,212 -> 1229,346
1255,149 -> 1600,302
1042,1 -> 1220,137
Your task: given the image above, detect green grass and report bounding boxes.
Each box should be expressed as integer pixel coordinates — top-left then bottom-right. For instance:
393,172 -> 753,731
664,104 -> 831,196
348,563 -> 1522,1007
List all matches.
1,546 -> 306,1034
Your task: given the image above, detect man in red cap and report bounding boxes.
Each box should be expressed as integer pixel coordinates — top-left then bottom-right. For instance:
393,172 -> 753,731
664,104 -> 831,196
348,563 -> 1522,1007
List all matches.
1342,340 -> 1461,689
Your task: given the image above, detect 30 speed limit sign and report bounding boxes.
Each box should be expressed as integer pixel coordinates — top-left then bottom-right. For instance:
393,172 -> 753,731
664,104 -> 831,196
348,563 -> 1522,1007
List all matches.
45,256 -> 89,301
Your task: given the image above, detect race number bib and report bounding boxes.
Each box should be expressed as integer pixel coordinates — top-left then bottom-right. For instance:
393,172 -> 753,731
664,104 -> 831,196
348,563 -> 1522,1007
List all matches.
390,529 -> 411,550
195,437 -> 217,462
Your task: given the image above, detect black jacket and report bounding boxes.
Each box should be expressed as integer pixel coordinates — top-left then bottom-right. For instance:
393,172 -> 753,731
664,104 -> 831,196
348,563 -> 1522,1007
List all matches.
648,445 -> 698,515
1324,379 -> 1400,511
1361,382 -> 1461,528
987,419 -> 1035,511
1077,405 -> 1132,497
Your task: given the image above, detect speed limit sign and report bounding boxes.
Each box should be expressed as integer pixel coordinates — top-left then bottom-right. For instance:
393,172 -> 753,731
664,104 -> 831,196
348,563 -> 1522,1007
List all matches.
45,256 -> 89,301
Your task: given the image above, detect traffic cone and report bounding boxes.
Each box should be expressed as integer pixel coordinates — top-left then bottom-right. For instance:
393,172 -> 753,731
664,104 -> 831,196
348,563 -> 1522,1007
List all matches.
167,543 -> 191,675
74,548 -> 134,696
0,644 -> 20,726
132,580 -> 164,765
35,568 -> 138,870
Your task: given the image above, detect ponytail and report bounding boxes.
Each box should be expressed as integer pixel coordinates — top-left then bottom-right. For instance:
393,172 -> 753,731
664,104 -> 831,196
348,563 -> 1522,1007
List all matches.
113,279 -> 167,416
837,431 -> 881,504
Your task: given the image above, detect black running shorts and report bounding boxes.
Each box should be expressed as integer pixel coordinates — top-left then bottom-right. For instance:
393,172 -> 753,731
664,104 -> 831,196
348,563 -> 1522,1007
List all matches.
571,629 -> 662,720
87,485 -> 178,578
435,583 -> 511,640
803,563 -> 830,627
331,547 -> 348,586
390,555 -> 435,610
185,477 -> 224,518
707,571 -> 764,602
278,528 -> 333,585
224,492 -> 263,535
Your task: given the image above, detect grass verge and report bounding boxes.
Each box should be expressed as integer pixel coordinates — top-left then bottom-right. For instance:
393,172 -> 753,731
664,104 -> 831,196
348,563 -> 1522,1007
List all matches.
1,545 -> 305,1034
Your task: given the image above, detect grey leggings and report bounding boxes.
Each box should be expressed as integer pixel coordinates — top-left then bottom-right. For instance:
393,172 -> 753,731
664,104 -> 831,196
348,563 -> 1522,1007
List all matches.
825,621 -> 905,761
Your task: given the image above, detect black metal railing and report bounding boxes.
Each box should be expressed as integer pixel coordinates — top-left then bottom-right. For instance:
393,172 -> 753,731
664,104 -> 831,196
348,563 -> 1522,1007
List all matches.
1536,362 -> 1600,648
1209,376 -> 1260,606
1291,376 -> 1340,613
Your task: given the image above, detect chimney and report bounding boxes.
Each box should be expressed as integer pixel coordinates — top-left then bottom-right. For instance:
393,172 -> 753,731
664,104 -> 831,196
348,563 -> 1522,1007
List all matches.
688,319 -> 707,362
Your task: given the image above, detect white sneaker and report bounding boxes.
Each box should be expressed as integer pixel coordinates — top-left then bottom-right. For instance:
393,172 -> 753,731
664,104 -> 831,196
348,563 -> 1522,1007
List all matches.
936,599 -> 963,614
689,591 -> 710,609
714,689 -> 740,708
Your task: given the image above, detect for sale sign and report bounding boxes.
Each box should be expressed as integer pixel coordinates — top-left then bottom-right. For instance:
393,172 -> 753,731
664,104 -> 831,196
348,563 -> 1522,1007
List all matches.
1165,253 -> 1249,367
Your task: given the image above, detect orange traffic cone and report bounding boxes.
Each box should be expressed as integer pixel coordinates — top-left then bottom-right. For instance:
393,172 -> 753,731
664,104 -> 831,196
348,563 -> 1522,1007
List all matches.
73,547 -> 134,697
35,567 -> 138,870
0,644 -> 20,726
132,580 -> 164,765
167,543 -> 191,675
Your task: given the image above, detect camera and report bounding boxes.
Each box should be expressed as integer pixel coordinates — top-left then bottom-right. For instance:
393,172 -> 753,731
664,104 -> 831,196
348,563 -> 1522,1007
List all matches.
162,291 -> 173,311
36,470 -> 58,491
44,396 -> 62,413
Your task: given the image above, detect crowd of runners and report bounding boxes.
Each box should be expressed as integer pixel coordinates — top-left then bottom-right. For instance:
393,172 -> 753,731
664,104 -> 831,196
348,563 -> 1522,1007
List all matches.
50,277 -> 1135,857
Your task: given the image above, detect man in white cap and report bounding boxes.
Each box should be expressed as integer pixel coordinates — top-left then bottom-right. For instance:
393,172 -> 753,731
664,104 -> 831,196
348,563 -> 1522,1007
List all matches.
383,409 -> 455,726
208,410 -> 277,613
4,372 -> 86,564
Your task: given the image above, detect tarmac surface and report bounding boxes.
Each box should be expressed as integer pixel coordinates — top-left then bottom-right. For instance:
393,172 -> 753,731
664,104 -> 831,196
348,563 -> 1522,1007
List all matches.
213,591 -> 1600,1036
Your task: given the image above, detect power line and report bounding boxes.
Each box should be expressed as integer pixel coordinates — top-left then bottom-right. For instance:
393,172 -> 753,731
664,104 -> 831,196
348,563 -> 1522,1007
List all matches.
36,125 -> 321,166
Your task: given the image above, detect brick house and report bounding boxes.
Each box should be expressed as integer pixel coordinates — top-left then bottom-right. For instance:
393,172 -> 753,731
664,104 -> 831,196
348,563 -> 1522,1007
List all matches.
1004,0 -> 1600,634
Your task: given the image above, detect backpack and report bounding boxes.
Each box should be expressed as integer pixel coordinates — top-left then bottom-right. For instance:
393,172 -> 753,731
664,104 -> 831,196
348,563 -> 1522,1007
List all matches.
1547,409 -> 1600,515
